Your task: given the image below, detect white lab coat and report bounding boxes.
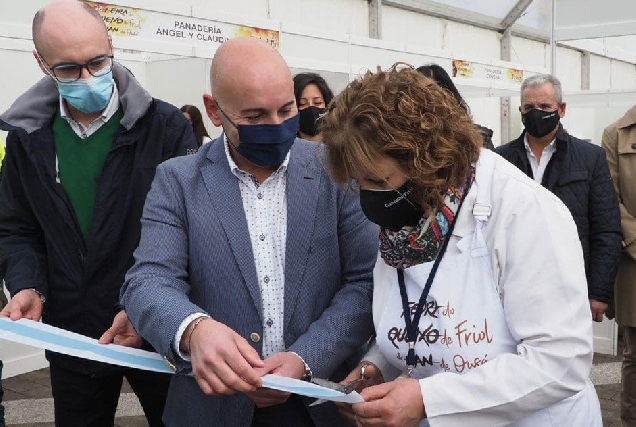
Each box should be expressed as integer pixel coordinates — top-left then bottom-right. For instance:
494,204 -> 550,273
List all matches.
364,149 -> 601,426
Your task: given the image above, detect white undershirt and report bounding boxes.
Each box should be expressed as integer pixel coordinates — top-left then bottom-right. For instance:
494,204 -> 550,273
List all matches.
523,134 -> 556,184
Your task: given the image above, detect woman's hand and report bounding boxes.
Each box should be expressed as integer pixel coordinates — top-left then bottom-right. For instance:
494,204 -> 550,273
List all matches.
352,378 -> 426,427
335,362 -> 384,424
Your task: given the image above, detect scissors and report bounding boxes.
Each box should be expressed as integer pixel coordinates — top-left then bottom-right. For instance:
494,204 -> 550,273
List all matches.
309,364 -> 371,406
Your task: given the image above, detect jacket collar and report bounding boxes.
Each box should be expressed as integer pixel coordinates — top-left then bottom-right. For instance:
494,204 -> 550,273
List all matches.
0,62 -> 152,134
510,124 -> 570,189
617,104 -> 636,129
202,136 -> 323,322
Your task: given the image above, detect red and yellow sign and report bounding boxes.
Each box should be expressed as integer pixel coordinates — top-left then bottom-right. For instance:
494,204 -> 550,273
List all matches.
452,58 -> 523,85
84,1 -> 280,50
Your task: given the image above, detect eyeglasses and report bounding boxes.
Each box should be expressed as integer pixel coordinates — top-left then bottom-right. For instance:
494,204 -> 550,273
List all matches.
39,53 -> 114,82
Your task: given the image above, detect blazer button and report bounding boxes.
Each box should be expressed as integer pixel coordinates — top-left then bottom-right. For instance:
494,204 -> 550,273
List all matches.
632,143 -> 636,150
250,332 -> 261,343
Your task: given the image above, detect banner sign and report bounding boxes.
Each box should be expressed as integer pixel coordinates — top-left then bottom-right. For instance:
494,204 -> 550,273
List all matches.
84,1 -> 280,50
452,59 -> 523,85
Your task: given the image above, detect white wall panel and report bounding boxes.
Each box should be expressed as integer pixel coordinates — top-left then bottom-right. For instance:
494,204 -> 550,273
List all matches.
611,60 -> 636,90
0,49 -> 44,118
466,97 -> 501,146
444,21 -> 500,61
189,0 -> 268,18
382,6 -> 445,50
555,46 -> 582,90
147,57 -> 216,136
0,0 -> 48,26
271,0 -> 368,38
562,107 -> 596,143
510,36 -> 547,71
589,54 -> 612,90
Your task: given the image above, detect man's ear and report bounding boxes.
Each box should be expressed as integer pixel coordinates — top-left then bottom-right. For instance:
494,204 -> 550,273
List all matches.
33,50 -> 49,76
203,94 -> 223,127
558,102 -> 567,118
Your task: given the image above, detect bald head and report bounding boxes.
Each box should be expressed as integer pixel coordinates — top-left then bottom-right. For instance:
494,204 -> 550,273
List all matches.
210,37 -> 292,105
33,0 -> 108,58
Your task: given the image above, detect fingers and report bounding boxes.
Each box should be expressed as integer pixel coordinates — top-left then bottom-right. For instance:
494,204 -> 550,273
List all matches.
0,306 -> 9,318
246,388 -> 291,408
342,368 -> 363,384
225,346 -> 263,389
98,326 -> 118,344
4,290 -> 43,321
194,357 -> 258,395
360,363 -> 382,381
190,321 -> 264,395
359,382 -> 391,402
236,337 -> 265,369
7,300 -> 27,321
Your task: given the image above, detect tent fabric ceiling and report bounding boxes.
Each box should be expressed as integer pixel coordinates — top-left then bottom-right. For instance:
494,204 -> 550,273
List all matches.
420,0 -> 521,19
419,0 -> 636,68
556,0 -> 636,40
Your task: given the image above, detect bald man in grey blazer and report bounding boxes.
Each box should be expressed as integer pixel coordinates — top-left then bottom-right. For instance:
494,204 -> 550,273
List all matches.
119,38 -> 378,426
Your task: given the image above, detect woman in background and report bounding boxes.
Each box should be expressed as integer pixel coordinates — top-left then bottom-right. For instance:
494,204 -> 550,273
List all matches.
417,63 -> 495,150
293,72 -> 334,142
181,104 -> 212,147
321,64 -> 601,426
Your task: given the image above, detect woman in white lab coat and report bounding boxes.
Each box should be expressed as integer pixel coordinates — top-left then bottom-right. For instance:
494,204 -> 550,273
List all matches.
320,64 -> 602,427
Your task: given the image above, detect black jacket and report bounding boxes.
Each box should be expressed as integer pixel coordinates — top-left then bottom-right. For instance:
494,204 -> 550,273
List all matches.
476,124 -> 495,150
0,63 -> 197,374
496,126 -> 622,303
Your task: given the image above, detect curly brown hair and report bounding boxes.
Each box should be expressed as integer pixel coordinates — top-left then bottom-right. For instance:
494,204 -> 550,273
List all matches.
321,63 -> 482,213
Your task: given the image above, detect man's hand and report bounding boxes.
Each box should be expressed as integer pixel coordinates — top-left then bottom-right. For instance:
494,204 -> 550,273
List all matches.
98,310 -> 143,348
247,351 -> 307,408
335,362 -> 384,424
353,379 -> 425,427
187,318 -> 264,396
590,298 -> 608,322
0,289 -> 43,321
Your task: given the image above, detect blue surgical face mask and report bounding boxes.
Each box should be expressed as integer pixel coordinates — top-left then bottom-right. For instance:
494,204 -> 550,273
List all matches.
57,70 -> 114,114
217,102 -> 299,167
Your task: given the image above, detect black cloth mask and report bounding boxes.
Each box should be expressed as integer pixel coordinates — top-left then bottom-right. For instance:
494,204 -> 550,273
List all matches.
298,106 -> 325,137
216,102 -> 299,167
359,181 -> 424,231
521,108 -> 560,138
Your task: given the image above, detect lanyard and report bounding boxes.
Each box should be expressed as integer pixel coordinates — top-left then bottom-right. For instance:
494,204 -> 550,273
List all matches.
397,175 -> 472,377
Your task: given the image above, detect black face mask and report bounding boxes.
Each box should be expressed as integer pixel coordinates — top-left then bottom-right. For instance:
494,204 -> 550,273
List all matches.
359,181 -> 424,231
298,106 -> 325,137
521,108 -> 560,138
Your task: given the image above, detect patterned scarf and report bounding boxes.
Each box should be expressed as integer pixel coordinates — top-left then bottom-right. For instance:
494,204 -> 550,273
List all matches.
379,168 -> 475,269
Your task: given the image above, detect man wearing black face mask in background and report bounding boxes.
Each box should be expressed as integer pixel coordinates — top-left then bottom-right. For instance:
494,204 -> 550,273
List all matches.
497,73 -> 621,324
119,37 -> 378,426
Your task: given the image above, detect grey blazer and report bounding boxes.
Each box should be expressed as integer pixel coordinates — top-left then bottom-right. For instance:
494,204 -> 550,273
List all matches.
121,136 -> 378,426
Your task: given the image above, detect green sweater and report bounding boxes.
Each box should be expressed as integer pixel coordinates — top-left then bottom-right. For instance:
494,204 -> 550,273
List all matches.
52,108 -> 123,241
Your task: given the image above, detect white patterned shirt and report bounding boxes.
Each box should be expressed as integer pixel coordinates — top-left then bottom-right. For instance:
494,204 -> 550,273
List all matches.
174,135 -> 290,359
224,136 -> 289,357
524,134 -> 556,184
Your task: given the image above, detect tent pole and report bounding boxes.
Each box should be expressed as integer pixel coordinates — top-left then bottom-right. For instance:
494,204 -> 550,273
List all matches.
550,0 -> 556,74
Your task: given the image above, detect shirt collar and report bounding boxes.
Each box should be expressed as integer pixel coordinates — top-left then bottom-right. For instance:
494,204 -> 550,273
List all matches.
222,133 -> 290,178
523,133 -> 556,155
59,83 -> 120,126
